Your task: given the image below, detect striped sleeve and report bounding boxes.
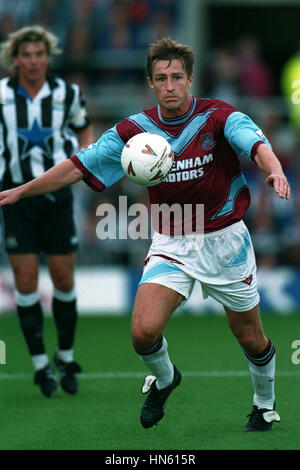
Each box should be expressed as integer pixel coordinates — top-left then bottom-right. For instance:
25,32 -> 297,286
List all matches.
0,119 -> 4,181
68,84 -> 90,131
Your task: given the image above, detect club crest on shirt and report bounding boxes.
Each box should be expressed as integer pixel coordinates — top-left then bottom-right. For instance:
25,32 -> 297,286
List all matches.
5,235 -> 18,249
200,133 -> 215,151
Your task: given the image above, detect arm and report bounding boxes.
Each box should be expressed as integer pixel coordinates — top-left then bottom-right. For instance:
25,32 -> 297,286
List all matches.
0,159 -> 83,206
253,143 -> 290,200
224,111 -> 290,200
76,124 -> 95,151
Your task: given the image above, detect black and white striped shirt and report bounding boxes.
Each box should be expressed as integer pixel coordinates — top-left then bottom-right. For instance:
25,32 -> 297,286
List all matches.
0,75 -> 90,187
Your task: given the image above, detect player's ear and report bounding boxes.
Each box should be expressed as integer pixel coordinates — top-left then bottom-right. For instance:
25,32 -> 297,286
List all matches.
187,74 -> 194,89
147,76 -> 154,89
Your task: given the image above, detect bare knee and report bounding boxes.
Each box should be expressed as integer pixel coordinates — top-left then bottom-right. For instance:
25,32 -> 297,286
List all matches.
14,267 -> 38,294
131,283 -> 182,354
233,327 -> 267,355
234,329 -> 256,349
131,324 -> 161,354
9,255 -> 38,294
47,254 -> 75,292
50,265 -> 74,291
225,305 -> 268,355
52,273 -> 74,292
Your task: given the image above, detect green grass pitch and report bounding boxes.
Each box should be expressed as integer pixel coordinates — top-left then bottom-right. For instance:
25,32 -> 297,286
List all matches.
1,312 -> 300,450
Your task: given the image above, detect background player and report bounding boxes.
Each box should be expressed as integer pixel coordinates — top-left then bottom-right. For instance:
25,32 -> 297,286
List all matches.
0,26 -> 94,397
0,38 -> 290,431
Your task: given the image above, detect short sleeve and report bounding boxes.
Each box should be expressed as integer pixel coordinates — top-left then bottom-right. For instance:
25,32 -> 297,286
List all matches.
224,111 -> 272,159
73,125 -> 125,190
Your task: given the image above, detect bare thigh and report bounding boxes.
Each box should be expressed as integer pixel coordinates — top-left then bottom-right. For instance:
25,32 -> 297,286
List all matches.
131,283 -> 184,353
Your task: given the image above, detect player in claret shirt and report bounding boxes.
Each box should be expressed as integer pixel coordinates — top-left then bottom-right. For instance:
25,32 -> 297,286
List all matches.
0,38 -> 290,431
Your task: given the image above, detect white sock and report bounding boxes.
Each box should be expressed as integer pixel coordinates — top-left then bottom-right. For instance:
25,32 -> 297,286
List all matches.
244,348 -> 276,410
15,289 -> 39,307
56,348 -> 74,363
53,287 -> 76,302
32,353 -> 49,371
140,337 -> 174,390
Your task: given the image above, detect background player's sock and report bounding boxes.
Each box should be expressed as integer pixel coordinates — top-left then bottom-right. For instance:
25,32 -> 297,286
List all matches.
52,288 -> 78,351
139,336 -> 174,390
32,353 -> 49,370
55,348 -> 74,363
15,290 -> 46,359
243,338 -> 276,410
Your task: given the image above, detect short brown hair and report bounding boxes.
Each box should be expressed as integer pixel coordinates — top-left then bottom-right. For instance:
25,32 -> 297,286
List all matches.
147,37 -> 194,80
0,25 -> 61,74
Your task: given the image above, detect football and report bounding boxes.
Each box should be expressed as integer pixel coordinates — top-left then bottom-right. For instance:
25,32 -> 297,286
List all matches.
121,132 -> 174,186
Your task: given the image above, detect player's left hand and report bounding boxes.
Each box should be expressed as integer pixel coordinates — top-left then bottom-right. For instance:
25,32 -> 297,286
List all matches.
266,174 -> 290,199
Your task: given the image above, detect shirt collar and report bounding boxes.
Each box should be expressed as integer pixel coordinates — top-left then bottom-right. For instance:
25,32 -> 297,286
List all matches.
157,95 -> 196,125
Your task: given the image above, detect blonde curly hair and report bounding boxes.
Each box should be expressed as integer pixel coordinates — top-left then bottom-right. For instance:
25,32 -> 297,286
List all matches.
0,25 -> 61,74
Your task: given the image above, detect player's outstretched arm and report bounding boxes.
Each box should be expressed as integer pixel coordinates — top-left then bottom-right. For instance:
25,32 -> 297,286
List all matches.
253,143 -> 290,200
0,159 -> 83,206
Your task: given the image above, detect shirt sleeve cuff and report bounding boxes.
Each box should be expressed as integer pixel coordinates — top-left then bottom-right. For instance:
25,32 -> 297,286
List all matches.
70,155 -> 106,192
250,140 -> 264,161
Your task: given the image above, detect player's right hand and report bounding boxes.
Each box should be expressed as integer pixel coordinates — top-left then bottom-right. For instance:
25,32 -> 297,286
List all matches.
0,188 -> 22,206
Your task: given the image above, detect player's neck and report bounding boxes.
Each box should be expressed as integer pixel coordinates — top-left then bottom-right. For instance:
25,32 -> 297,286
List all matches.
18,76 -> 46,99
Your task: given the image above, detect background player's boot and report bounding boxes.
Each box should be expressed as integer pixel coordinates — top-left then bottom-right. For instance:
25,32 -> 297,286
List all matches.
140,365 -> 182,428
34,363 -> 58,397
243,404 -> 280,431
54,353 -> 82,394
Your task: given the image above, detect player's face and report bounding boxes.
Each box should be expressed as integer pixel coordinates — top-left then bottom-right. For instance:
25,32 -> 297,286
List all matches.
148,59 -> 193,117
14,41 -> 49,85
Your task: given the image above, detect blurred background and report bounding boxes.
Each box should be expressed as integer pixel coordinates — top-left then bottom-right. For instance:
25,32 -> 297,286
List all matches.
1,0 -> 300,314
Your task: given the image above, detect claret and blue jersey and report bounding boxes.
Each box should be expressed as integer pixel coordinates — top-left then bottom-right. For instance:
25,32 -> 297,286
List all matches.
71,96 -> 271,233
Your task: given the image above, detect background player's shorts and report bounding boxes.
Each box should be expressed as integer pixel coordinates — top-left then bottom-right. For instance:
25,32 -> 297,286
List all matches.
2,187 -> 78,255
139,220 -> 260,312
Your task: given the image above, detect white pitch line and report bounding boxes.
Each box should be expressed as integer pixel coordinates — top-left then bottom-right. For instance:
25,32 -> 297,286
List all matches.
0,370 -> 300,380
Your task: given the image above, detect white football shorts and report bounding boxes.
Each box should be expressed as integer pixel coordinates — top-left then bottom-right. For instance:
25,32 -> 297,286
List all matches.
139,220 -> 260,312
